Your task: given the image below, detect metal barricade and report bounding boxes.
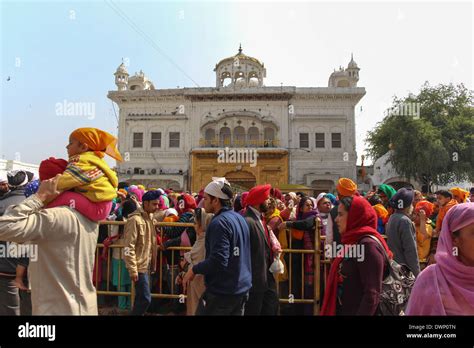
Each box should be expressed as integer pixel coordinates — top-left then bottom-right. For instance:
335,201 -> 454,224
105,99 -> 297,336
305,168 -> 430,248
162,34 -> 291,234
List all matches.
95,221 -> 193,309
95,219 -> 427,315
96,219 -> 325,315
276,217 -> 323,315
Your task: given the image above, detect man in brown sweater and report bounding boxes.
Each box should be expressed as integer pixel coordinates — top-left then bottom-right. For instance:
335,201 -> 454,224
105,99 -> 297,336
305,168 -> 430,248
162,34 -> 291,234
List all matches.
124,190 -> 160,315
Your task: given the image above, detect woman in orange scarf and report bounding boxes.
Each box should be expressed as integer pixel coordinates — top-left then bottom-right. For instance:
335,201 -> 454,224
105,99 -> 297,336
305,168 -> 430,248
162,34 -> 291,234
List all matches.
450,187 -> 469,204
413,201 -> 434,264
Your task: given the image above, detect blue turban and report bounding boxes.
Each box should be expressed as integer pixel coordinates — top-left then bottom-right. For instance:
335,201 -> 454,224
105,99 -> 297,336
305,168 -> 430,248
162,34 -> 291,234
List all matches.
142,190 -> 162,202
389,187 -> 414,210
324,193 -> 337,205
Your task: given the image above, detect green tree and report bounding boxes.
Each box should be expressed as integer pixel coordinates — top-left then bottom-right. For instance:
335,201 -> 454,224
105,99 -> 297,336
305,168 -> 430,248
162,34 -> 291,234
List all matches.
366,82 -> 474,187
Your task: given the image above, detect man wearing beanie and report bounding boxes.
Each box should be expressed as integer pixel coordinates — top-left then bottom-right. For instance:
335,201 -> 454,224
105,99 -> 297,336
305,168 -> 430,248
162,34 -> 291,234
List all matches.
0,170 -> 30,315
0,170 -> 29,215
386,187 -> 420,276
244,184 -> 279,315
182,178 -> 251,315
123,190 -> 161,315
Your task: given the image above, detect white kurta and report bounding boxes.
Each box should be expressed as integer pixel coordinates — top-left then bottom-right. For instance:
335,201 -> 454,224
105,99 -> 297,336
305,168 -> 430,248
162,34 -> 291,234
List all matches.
0,195 -> 99,315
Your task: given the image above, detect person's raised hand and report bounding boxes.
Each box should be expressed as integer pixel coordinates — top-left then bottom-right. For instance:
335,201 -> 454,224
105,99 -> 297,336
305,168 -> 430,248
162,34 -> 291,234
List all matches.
419,209 -> 426,220
36,174 -> 62,205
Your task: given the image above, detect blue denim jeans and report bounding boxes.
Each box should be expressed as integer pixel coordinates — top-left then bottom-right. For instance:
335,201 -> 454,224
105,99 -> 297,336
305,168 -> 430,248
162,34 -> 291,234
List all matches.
131,273 -> 151,315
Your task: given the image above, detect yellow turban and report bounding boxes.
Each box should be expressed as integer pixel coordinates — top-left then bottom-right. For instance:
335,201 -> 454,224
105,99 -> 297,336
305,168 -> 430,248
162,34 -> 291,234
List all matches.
373,204 -> 389,220
449,187 -> 469,203
336,178 -> 357,197
71,127 -> 123,162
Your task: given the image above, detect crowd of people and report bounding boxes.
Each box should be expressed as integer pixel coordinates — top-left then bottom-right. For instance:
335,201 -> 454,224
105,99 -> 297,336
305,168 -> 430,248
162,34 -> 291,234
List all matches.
0,127 -> 473,316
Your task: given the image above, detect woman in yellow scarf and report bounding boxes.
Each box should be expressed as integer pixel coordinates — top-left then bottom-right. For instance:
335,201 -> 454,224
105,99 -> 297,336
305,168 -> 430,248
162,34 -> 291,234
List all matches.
265,198 -> 288,282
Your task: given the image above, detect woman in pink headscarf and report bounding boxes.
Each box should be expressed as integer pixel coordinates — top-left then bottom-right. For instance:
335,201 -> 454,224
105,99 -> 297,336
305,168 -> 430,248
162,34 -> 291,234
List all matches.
406,203 -> 474,315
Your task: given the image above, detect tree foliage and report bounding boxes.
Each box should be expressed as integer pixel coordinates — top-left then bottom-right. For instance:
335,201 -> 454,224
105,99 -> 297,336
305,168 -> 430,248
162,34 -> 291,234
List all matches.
366,82 -> 474,185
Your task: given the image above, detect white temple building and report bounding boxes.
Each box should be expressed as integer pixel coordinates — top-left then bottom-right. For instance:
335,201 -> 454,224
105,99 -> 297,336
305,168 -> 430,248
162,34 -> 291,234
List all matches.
108,46 -> 365,193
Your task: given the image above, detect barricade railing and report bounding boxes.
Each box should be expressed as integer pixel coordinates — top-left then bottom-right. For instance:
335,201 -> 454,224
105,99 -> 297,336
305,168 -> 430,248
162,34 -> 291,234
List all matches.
96,219 -> 428,315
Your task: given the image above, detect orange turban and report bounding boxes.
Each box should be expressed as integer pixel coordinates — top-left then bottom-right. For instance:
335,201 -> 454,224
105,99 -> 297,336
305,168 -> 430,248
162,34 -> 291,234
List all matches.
373,203 -> 389,221
449,187 -> 469,203
336,178 -> 357,197
415,200 -> 435,217
70,127 -> 123,162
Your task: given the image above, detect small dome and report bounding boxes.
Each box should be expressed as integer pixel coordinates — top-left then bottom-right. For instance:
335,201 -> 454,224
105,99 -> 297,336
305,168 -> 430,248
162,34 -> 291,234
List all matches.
215,44 -> 264,69
214,45 -> 266,88
330,70 -> 346,78
116,62 -> 128,74
348,54 -> 358,69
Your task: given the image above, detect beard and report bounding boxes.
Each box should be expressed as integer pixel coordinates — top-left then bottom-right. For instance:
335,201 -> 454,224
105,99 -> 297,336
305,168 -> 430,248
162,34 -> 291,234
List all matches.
259,202 -> 269,214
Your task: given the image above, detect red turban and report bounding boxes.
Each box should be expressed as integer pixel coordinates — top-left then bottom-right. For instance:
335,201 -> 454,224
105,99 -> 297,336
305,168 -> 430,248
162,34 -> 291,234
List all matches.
177,193 -> 197,214
415,200 -> 434,217
241,192 -> 249,208
39,157 -> 68,181
246,184 -> 272,207
196,188 -> 205,205
271,187 -> 283,200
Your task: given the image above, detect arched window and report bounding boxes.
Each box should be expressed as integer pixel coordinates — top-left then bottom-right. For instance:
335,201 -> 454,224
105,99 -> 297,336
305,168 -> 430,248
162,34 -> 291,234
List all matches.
247,127 -> 259,147
248,71 -> 259,87
205,128 -> 216,147
220,127 -> 231,147
234,126 -> 245,147
234,71 -> 246,87
264,127 -> 275,147
221,71 -> 232,87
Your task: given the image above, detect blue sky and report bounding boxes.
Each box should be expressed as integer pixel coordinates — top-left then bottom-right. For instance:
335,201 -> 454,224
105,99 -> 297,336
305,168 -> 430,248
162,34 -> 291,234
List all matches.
1,0 -> 472,166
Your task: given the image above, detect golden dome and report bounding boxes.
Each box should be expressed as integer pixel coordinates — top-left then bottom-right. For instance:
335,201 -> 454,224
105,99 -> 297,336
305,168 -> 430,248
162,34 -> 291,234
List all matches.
215,44 -> 264,69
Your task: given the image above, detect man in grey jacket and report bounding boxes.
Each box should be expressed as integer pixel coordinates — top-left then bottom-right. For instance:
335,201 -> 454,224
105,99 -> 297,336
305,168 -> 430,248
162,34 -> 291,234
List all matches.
385,187 -> 420,276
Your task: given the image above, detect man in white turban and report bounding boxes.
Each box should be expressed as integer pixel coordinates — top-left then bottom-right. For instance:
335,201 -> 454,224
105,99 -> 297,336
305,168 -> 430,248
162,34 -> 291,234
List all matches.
182,178 -> 252,315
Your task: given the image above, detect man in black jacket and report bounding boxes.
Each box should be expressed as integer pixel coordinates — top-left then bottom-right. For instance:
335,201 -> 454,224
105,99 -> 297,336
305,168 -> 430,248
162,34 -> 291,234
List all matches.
244,184 -> 279,315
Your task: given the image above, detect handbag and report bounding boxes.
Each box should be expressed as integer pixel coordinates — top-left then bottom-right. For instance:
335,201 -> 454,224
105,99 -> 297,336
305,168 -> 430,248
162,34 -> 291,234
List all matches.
362,235 -> 416,316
